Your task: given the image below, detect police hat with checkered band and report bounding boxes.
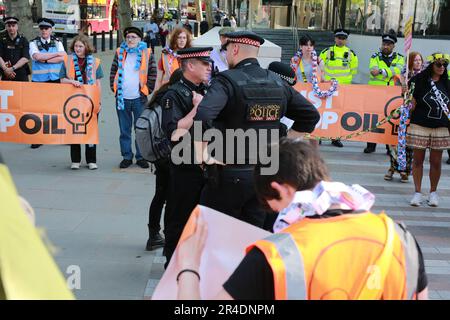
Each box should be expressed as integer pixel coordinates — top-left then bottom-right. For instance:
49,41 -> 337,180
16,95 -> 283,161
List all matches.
334,28 -> 350,39
268,61 -> 296,86
37,18 -> 55,28
382,33 -> 397,44
222,31 -> 265,49
177,47 -> 214,62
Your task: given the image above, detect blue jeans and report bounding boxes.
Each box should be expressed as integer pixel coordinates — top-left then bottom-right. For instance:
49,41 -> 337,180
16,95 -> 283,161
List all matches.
116,96 -> 146,160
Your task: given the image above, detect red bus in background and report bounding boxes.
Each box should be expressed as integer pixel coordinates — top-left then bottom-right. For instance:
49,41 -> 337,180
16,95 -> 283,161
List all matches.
43,0 -> 117,34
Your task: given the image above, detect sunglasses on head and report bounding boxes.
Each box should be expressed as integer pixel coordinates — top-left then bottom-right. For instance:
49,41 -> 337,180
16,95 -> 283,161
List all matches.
434,61 -> 449,68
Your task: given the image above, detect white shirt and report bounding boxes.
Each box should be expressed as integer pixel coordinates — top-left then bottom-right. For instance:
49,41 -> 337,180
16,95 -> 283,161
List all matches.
210,48 -> 228,72
29,37 -> 65,60
122,53 -> 141,100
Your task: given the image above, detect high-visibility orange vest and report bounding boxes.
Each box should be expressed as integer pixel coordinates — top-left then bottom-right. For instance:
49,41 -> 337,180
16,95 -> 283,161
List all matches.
113,47 -> 152,96
161,51 -> 180,83
63,54 -> 101,83
248,212 -> 420,300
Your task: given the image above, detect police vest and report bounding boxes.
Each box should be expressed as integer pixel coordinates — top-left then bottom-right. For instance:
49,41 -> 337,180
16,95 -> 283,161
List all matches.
63,54 -> 101,83
368,52 -> 405,86
320,45 -> 358,85
248,212 -> 420,300
113,47 -> 152,96
161,51 -> 180,84
31,36 -> 63,82
217,67 -> 286,164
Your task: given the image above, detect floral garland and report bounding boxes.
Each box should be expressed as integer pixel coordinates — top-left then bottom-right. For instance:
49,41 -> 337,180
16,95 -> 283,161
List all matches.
292,49 -> 338,98
73,54 -> 95,85
430,79 -> 450,120
162,46 -> 178,74
396,83 -> 415,171
116,41 -> 148,110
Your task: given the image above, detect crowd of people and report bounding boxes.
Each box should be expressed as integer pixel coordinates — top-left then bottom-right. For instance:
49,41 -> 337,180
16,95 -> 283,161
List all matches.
1,13 -> 449,300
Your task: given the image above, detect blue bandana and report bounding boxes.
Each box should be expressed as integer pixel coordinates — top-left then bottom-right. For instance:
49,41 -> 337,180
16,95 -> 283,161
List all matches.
116,41 -> 147,110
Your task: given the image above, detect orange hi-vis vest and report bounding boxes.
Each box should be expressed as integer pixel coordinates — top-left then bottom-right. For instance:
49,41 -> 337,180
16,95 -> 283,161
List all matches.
161,51 -> 180,83
113,47 -> 152,96
63,54 -> 101,82
248,212 -> 420,300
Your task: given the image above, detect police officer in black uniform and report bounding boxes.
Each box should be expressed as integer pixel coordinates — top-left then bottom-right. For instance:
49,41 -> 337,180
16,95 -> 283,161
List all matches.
161,47 -> 213,267
0,17 -> 30,82
194,31 -> 320,228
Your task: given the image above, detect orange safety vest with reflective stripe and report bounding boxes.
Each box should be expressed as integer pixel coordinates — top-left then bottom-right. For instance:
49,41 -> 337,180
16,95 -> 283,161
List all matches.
113,47 -> 152,96
161,51 -> 180,83
63,54 -> 101,82
247,212 -> 420,300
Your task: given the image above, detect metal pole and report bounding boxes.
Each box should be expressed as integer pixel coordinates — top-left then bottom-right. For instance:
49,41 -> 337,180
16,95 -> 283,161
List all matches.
93,32 -> 97,52
116,29 -> 120,48
101,31 -> 106,52
62,33 -> 67,51
109,30 -> 113,50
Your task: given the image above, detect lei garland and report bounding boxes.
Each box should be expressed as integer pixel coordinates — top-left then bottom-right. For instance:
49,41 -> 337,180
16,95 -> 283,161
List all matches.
430,79 -> 450,120
292,49 -> 338,98
72,54 -> 95,85
396,83 -> 415,171
116,41 -> 148,110
162,46 -> 178,73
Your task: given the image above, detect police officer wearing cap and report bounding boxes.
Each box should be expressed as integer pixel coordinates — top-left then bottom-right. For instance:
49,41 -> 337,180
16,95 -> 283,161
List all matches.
364,33 -> 405,154
320,28 -> 359,148
0,17 -> 30,82
29,18 -> 66,83
161,46 -> 213,267
193,31 -> 320,229
28,18 -> 66,149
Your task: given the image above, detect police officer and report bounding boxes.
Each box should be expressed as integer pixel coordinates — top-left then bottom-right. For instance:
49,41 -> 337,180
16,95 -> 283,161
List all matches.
29,18 -> 66,149
320,28 -> 359,148
161,47 -> 213,267
0,17 -> 30,82
193,31 -> 320,229
364,33 -> 405,154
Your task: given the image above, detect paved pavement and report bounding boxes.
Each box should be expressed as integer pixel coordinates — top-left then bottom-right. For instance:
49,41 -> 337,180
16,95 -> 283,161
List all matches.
1,49 -> 450,300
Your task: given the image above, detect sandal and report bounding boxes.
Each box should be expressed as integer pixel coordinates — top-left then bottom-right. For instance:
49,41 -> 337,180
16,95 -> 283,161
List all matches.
400,172 -> 409,183
384,169 -> 394,181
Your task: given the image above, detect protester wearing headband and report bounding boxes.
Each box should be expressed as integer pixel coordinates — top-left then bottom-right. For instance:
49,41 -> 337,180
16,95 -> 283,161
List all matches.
176,139 -> 428,300
407,53 -> 450,207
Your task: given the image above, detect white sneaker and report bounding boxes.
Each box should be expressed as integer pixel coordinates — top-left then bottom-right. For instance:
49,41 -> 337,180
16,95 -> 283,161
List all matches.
71,162 -> 80,170
410,193 -> 423,206
428,192 -> 439,207
88,163 -> 98,170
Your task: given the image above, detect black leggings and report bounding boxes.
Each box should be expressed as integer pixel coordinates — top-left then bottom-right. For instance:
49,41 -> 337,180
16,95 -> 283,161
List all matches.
148,159 -> 170,231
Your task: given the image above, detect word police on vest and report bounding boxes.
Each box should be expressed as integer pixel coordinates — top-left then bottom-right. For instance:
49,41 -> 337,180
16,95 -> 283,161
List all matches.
247,104 -> 281,121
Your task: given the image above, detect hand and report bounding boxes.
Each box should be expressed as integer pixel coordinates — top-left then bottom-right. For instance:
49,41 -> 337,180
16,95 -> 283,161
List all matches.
4,67 -> 16,78
176,213 -> 208,271
71,80 -> 82,87
370,69 -> 379,76
192,91 -> 203,107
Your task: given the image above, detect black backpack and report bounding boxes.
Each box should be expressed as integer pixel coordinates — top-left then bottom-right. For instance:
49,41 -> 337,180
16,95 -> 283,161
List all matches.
135,101 -> 171,163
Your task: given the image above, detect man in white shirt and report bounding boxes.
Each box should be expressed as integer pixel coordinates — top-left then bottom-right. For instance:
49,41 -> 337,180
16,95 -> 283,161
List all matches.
144,18 -> 159,50
209,27 -> 233,76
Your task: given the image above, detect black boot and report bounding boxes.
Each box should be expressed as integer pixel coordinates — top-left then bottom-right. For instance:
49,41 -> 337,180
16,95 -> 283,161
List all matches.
146,225 -> 165,251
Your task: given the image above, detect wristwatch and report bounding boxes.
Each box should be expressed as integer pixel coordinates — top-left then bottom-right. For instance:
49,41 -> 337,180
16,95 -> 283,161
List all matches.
12,66 -> 16,71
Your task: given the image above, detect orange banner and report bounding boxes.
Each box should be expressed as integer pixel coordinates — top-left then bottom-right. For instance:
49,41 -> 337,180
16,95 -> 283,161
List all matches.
294,83 -> 403,144
0,82 -> 100,144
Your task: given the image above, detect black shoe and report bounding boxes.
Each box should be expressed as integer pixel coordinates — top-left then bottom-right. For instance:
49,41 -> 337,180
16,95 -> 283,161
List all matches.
30,144 -> 42,149
136,159 -> 149,169
331,140 -> 343,148
119,159 -> 133,168
364,147 -> 376,153
447,158 -> 450,165
146,233 -> 165,251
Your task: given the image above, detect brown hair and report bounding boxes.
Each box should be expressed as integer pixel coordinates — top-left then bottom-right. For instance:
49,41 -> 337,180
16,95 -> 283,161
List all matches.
69,34 -> 95,55
168,27 -> 192,51
408,51 -> 423,73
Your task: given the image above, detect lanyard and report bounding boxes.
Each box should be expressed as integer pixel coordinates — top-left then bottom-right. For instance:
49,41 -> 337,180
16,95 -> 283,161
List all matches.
299,59 -> 308,83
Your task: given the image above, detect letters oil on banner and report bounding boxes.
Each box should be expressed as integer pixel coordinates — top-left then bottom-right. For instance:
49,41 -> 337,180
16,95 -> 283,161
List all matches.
294,83 -> 403,144
0,82 -> 100,144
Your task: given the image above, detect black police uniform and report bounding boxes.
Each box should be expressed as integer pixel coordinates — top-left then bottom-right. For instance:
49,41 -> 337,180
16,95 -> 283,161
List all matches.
194,32 -> 320,229
0,31 -> 30,81
161,73 -> 208,267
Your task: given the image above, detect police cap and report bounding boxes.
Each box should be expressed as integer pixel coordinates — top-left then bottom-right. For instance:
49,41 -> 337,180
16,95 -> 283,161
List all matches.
334,28 -> 350,39
3,17 -> 19,24
218,27 -> 235,36
382,33 -> 397,44
223,31 -> 265,48
123,26 -> 143,39
268,61 -> 296,86
37,18 -> 55,28
177,47 -> 214,62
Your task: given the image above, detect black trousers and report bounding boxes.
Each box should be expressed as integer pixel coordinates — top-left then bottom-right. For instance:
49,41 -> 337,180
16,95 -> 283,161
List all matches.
200,167 -> 266,228
70,144 -> 96,163
164,164 -> 205,266
148,159 -> 170,232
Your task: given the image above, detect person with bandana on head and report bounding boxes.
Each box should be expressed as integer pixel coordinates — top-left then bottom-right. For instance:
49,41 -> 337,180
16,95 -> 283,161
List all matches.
320,28 -> 359,148
29,17 -> 67,149
0,17 -> 30,82
109,26 -> 157,169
